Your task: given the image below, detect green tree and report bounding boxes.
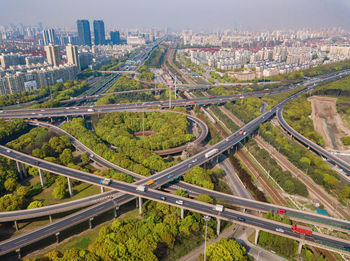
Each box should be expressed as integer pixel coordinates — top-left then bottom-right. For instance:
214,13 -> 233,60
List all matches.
4,177 -> 18,192
52,184 -> 67,199
81,153 -> 90,165
27,200 -> 44,209
60,148 -> 74,166
197,194 -> 214,204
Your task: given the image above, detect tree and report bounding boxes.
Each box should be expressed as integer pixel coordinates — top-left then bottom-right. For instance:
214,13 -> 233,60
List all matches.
60,148 -> 74,166
175,189 -> 189,198
16,185 -> 29,197
27,200 -> 44,209
197,194 -> 214,204
52,184 -> 67,199
4,177 -> 18,192
81,153 -> 90,165
205,238 -> 247,261
0,194 -> 25,211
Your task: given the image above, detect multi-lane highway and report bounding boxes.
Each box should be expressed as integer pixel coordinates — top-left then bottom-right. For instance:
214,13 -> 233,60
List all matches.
0,69 -> 350,256
0,146 -> 349,256
277,108 -> 350,179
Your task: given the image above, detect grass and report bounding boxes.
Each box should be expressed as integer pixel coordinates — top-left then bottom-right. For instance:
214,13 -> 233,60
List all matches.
33,182 -> 100,206
163,233 -> 203,261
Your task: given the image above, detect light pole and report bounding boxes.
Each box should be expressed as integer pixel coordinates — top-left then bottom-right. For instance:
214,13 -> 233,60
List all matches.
203,215 -> 211,261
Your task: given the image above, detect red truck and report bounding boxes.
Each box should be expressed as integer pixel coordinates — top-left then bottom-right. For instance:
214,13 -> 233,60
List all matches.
188,101 -> 196,105
291,225 -> 312,235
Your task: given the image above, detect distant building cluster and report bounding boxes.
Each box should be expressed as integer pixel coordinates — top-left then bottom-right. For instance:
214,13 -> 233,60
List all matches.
0,64 -> 78,95
181,35 -> 350,80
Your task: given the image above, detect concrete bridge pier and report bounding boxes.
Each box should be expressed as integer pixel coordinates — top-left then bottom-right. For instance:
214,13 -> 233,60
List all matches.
14,220 -> 19,231
67,177 -> 73,197
255,229 -> 260,244
16,248 -> 21,259
217,218 -> 221,235
89,217 -> 94,229
39,169 -> 45,187
49,215 -> 52,223
138,197 -> 143,215
114,206 -> 119,218
298,241 -> 304,254
181,208 -> 184,219
16,161 -> 24,180
55,232 -> 60,243
20,163 -> 27,177
100,186 -> 105,193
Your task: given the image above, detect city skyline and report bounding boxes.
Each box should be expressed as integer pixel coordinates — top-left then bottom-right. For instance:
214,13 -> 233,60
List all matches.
1,0 -> 350,30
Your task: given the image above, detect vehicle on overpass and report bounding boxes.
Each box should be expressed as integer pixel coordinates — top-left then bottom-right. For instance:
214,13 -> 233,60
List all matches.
146,180 -> 155,185
277,209 -> 286,214
99,178 -> 111,185
205,148 -> 219,158
239,129 -> 247,135
291,225 -> 312,235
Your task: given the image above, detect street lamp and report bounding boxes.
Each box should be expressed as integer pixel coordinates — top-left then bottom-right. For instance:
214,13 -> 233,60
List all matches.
203,215 -> 211,261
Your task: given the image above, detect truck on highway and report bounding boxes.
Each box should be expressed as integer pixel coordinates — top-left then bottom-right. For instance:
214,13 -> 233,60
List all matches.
214,204 -> 224,212
87,109 -> 94,112
146,180 -> 155,186
136,185 -> 147,192
99,178 -> 111,185
291,225 -> 312,235
205,148 -> 219,158
188,101 -> 196,105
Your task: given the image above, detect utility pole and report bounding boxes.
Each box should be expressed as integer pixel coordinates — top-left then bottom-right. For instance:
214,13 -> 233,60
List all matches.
142,111 -> 145,137
168,85 -> 172,108
174,76 -> 177,100
203,215 -> 211,261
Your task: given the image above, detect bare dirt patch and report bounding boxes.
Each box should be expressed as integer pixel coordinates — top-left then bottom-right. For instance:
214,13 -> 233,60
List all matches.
308,96 -> 350,151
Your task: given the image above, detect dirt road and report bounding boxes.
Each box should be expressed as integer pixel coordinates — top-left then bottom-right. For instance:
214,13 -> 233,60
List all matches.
308,96 -> 350,151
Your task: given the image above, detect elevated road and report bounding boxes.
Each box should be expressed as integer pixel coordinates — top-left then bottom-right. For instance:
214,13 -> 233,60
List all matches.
277,108 -> 350,179
0,146 -> 349,256
0,69 -> 350,256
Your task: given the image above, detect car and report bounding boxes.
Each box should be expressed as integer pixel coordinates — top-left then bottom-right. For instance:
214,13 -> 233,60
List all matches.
277,209 -> 286,214
237,217 -> 246,222
99,178 -> 111,185
90,154 -> 94,158
175,200 -> 184,205
188,164 -> 192,167
6,149 -> 10,153
160,196 -> 166,201
275,228 -> 285,233
192,159 -> 198,163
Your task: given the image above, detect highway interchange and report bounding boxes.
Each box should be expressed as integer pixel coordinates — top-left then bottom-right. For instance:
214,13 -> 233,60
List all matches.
0,65 -> 349,256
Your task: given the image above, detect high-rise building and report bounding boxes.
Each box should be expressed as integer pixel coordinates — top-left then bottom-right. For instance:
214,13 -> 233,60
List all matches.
44,43 -> 61,67
42,29 -> 56,45
66,43 -> 80,70
77,20 -> 91,46
0,54 -> 26,68
93,20 -> 105,45
110,31 -> 121,45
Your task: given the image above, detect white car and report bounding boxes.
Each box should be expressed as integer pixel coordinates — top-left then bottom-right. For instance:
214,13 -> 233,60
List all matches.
175,200 -> 184,205
275,228 -> 284,233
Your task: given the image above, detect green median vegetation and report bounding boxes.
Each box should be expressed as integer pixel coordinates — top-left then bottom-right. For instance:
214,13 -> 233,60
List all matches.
30,80 -> 90,109
283,95 -> 325,147
259,122 -> 350,204
247,140 -> 308,197
62,117 -> 151,176
94,112 -> 193,172
106,75 -> 143,93
28,197 -> 220,261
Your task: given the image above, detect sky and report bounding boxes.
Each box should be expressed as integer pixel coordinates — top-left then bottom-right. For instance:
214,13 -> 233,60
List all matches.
0,0 -> 350,31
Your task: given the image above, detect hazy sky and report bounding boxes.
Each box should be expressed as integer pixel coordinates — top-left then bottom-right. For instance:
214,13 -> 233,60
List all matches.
1,0 -> 350,30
